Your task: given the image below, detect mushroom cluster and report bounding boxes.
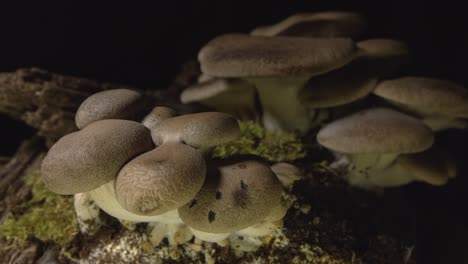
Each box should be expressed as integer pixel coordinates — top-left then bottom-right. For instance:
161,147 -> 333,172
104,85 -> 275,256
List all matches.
180,11 -> 467,189
41,88 -> 302,249
181,11 -> 408,134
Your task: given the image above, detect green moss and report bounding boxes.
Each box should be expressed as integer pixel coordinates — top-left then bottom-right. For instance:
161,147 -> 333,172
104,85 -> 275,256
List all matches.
0,170 -> 79,248
212,121 -> 306,162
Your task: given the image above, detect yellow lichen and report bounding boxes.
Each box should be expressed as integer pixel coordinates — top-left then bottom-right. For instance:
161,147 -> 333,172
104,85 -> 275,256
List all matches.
212,121 -> 306,162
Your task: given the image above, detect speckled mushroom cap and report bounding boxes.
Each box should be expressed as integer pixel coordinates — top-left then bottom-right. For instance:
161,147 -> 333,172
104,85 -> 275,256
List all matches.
151,112 -> 240,148
41,119 -> 154,195
114,142 -> 206,216
251,11 -> 367,39
75,89 -> 149,129
317,108 -> 434,154
357,39 -> 409,58
397,147 -> 456,186
178,159 -> 283,233
198,34 -> 358,78
374,77 -> 468,118
142,106 -> 177,130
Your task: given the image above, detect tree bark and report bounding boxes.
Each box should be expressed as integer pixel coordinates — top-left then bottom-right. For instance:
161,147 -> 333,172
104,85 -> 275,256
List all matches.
0,68 -> 133,144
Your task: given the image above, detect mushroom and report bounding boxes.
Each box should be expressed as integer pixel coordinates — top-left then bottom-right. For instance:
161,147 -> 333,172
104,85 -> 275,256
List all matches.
141,106 -> 177,130
178,159 -> 283,242
75,89 -> 150,129
317,108 -> 434,188
356,39 -> 409,60
41,119 -> 194,243
41,119 -> 154,194
114,142 -> 206,216
198,33 -> 359,133
270,162 -> 304,190
373,77 -> 468,131
151,112 -> 240,150
180,78 -> 259,120
251,11 -> 367,39
298,39 -> 408,115
298,59 -> 379,110
397,146 -> 457,186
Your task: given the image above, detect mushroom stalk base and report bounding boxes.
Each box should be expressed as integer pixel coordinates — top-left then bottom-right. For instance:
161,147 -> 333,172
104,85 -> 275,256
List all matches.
246,77 -> 312,134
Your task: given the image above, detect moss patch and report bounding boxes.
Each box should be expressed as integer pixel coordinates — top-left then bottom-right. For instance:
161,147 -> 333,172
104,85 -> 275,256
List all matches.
0,170 -> 79,248
212,121 -> 306,162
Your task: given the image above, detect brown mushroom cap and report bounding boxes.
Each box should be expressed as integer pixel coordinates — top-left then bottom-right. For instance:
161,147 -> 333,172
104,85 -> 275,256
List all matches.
142,106 -> 177,130
115,143 -> 206,216
151,112 -> 240,148
41,119 -> 154,195
398,147 -> 456,186
299,60 -> 378,108
198,34 -> 358,78
357,39 -> 409,59
374,77 -> 468,118
75,89 -> 149,129
178,160 -> 283,233
251,11 -> 367,39
317,108 -> 434,154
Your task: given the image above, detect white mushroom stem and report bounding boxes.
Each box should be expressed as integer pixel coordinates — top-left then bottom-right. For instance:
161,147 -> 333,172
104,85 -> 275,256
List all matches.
246,77 -> 313,133
189,228 -> 230,243
347,153 -> 400,171
332,152 -> 419,189
89,180 -> 183,223
347,161 -> 414,189
148,222 -> 194,246
235,220 -> 283,237
74,192 -> 102,235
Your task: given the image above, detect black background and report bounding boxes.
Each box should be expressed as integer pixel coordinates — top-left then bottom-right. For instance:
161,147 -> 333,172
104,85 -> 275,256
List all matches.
1,1 -> 467,263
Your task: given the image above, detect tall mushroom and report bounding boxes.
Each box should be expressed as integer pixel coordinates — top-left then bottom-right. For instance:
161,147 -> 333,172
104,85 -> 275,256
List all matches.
198,33 -> 360,133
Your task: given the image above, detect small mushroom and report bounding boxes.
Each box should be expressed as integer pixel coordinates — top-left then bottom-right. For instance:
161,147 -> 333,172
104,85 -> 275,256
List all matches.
397,146 -> 457,186
251,11 -> 367,39
298,39 -> 407,111
180,78 -> 259,120
270,162 -> 304,190
151,112 -> 240,149
178,159 -> 283,236
298,60 -> 379,109
198,33 -> 359,133
75,89 -> 150,129
374,77 -> 468,131
317,108 -> 434,188
142,106 -> 177,130
115,142 -> 206,216
41,119 -> 154,194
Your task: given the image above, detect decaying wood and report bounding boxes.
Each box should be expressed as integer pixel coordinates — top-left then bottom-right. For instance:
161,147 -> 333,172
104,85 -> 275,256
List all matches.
0,68 -> 132,143
0,136 -> 44,220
